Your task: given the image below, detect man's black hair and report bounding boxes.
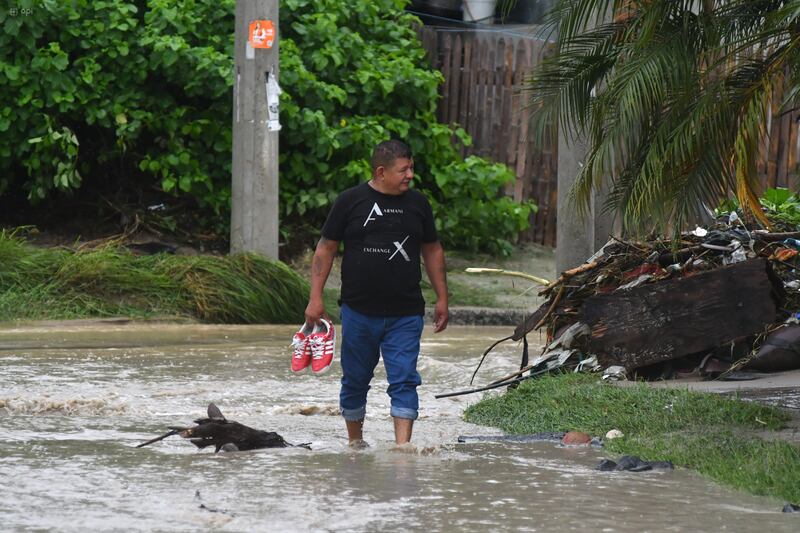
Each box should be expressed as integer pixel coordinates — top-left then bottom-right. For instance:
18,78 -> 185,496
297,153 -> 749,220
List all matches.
371,139 -> 412,171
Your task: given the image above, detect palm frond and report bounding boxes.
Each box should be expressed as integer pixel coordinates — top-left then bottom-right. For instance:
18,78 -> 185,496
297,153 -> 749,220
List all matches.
527,0 -> 800,237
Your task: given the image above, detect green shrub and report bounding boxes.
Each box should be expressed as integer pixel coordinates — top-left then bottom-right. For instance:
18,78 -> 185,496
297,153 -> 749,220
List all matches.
0,0 -> 533,253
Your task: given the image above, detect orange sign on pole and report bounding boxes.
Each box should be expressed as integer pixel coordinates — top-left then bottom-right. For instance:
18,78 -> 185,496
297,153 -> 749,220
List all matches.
249,20 -> 275,49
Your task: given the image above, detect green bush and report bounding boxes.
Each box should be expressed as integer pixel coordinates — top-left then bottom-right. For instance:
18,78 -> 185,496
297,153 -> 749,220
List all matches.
0,0 -> 533,253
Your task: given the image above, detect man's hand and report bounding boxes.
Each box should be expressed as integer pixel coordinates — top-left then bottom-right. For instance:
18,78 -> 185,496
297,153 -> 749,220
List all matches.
305,237 -> 339,326
421,240 -> 449,334
433,299 -> 449,333
304,297 -> 326,326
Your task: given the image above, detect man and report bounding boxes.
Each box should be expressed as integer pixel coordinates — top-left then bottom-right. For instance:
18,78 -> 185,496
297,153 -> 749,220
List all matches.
304,139 -> 449,446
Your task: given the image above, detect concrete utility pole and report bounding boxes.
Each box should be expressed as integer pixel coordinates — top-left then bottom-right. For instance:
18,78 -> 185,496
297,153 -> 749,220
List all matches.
556,137 -> 614,273
231,0 -> 280,258
555,8 -> 615,273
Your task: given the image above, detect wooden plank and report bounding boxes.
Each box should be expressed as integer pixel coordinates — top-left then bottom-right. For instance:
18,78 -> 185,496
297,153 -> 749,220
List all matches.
526,41 -> 546,243
499,38 -> 514,165
507,43 -> 524,170
514,40 -> 533,189
777,105 -> 792,188
419,26 -> 436,67
767,82 -> 781,188
537,106 -> 555,246
439,33 -> 452,124
581,258 -> 780,370
489,36 -> 505,163
481,35 -> 494,158
791,109 -> 800,189
490,35 -> 502,159
447,34 -> 463,125
468,36 -> 483,158
468,34 -> 482,157
758,120 -> 769,186
458,35 -> 473,157
475,36 -> 490,158
485,35 -> 499,159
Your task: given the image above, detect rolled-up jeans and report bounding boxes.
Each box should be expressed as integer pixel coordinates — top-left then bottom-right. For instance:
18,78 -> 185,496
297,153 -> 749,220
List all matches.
339,303 -> 424,422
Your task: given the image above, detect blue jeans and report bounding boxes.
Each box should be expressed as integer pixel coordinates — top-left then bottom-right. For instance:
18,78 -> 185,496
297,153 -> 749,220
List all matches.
339,304 -> 424,422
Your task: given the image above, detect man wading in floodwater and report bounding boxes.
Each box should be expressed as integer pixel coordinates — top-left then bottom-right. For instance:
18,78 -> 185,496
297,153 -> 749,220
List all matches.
304,139 -> 449,447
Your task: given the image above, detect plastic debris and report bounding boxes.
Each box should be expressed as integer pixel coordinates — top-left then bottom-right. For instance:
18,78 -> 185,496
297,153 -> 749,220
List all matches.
616,274 -> 653,290
783,238 -> 800,250
602,366 -> 627,381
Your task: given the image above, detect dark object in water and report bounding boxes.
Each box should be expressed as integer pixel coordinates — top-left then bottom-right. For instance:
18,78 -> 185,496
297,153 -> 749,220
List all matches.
136,403 -> 310,452
596,459 -> 618,471
597,455 -> 674,472
783,503 -> 800,513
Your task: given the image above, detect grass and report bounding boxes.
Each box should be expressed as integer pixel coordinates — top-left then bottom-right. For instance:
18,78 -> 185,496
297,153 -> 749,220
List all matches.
421,277 -> 499,307
465,373 -> 800,504
0,230 -> 311,324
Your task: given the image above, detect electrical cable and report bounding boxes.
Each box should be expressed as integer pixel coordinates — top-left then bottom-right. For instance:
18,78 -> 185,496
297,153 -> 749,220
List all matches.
406,9 -> 555,41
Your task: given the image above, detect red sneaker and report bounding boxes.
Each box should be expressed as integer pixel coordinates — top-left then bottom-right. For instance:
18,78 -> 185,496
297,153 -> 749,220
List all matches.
291,323 -> 314,373
310,318 -> 336,374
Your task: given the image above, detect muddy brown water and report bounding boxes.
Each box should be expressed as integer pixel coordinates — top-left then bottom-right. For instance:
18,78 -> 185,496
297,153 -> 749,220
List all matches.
1,323 -> 797,532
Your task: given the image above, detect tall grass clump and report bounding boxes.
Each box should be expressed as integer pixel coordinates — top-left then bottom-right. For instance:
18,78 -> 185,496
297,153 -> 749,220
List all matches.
0,231 -> 308,323
465,373 -> 800,503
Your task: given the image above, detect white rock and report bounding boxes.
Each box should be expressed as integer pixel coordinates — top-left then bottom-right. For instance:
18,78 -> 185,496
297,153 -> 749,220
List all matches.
605,429 -> 624,440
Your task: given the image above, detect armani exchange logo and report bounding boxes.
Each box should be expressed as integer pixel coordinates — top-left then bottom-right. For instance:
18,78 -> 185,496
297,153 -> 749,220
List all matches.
389,235 -> 410,261
363,203 -> 382,227
362,235 -> 411,262
363,203 -> 404,227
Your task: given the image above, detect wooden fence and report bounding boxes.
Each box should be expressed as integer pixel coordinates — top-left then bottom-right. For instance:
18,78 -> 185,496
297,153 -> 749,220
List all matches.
418,26 -> 559,246
760,74 -> 800,189
419,27 -> 800,248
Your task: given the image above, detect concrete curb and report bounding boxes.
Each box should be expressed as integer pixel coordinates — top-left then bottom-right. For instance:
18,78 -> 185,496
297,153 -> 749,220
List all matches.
426,306 -> 530,326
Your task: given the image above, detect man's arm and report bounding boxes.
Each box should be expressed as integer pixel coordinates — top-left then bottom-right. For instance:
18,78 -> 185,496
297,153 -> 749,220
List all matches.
421,240 -> 449,333
305,237 -> 339,325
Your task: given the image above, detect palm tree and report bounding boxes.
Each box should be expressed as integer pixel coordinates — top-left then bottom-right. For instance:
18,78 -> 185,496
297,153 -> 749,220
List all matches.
519,0 -> 800,236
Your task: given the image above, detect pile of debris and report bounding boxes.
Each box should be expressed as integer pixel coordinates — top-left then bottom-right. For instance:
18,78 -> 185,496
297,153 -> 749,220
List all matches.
513,213 -> 800,382
440,213 -> 800,399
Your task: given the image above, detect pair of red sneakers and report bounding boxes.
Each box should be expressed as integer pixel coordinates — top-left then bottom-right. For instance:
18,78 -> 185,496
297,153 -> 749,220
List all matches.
291,318 -> 335,374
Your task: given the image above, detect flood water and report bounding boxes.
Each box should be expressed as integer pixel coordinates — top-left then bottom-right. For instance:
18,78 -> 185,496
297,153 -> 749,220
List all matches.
1,322 -> 796,532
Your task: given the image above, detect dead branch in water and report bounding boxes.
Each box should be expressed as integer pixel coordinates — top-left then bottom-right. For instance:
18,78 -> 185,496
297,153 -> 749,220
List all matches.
136,403 -> 309,452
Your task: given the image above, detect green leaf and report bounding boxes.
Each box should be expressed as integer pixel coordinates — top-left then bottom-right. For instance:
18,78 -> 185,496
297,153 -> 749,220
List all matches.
179,175 -> 192,192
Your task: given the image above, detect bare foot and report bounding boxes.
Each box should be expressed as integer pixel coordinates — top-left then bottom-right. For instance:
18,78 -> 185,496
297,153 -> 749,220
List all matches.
390,442 -> 417,454
390,443 -> 438,455
348,439 -> 370,450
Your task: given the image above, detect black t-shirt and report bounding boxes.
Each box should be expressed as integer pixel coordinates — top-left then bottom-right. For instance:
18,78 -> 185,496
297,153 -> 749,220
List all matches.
321,182 -> 438,316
